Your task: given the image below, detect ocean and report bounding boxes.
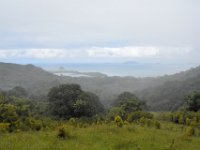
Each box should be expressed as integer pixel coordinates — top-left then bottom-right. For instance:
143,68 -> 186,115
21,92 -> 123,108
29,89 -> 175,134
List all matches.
38,62 -> 196,77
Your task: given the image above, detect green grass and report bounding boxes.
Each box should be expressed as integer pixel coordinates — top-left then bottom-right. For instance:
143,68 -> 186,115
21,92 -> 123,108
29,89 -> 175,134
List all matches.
0,122 -> 200,150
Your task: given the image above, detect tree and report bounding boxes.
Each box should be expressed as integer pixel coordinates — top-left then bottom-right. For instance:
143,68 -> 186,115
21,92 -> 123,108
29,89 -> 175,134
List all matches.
186,91 -> 200,112
48,84 -> 104,119
108,107 -> 126,120
8,86 -> 28,98
113,92 -> 146,113
109,92 -> 146,120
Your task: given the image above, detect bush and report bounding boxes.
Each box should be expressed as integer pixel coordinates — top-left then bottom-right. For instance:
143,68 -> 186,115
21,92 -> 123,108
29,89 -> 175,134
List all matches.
114,115 -> 123,128
57,126 -> 70,139
139,117 -> 145,126
146,119 -> 152,127
68,118 -> 77,127
185,118 -> 191,126
0,123 -> 10,132
154,120 -> 161,129
185,126 -> 195,136
108,107 -> 126,121
158,112 -> 200,126
25,118 -> 42,131
127,111 -> 153,123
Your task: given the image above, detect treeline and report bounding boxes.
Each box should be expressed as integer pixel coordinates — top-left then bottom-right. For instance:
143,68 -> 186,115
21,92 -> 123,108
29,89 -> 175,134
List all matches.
0,84 -> 200,133
1,63 -> 200,111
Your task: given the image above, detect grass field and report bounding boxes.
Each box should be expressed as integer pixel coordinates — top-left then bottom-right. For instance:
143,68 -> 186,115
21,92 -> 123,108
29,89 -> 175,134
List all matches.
0,122 -> 199,150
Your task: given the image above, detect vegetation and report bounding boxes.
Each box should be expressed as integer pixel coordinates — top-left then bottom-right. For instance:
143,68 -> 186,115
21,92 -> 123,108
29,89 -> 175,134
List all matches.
185,91 -> 200,112
0,63 -> 200,150
1,62 -> 200,111
0,122 -> 200,150
0,90 -> 49,132
112,92 -> 146,112
109,92 -> 146,120
48,84 -> 104,119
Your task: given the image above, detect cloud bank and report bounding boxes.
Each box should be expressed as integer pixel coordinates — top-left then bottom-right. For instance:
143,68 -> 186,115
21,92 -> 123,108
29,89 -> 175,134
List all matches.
0,46 -> 193,60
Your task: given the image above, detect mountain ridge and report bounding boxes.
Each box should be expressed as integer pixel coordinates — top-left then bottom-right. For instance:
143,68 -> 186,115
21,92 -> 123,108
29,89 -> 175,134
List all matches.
0,62 -> 200,110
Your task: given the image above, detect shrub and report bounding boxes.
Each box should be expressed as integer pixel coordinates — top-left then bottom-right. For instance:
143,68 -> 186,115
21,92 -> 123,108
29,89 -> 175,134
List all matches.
25,118 -> 42,131
154,120 -> 161,129
108,107 -> 126,121
178,116 -> 184,124
158,112 -> 200,126
186,118 -> 191,126
0,123 -> 10,132
127,111 -> 153,123
57,126 -> 70,139
15,120 -> 29,131
69,118 -> 77,127
139,117 -> 145,126
146,119 -> 152,127
114,115 -> 123,127
34,121 -> 42,131
78,122 -> 89,128
124,120 -> 129,125
185,126 -> 195,136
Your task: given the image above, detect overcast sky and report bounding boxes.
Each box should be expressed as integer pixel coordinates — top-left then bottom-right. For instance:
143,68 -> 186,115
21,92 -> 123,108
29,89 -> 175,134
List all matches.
0,0 -> 199,70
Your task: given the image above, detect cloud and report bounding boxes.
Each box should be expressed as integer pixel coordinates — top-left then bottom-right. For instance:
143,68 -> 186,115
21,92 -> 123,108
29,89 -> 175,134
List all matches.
0,0 -> 199,49
87,47 -> 159,57
0,46 -> 193,60
0,49 -> 74,59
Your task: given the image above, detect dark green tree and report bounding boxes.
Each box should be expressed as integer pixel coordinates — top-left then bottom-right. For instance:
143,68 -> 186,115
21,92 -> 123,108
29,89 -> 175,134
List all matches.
113,92 -> 146,113
48,84 -> 104,119
186,91 -> 200,112
109,92 -> 146,120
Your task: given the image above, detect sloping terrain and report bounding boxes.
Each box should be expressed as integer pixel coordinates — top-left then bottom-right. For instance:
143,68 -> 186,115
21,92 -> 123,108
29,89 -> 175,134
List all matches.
0,62 -> 200,110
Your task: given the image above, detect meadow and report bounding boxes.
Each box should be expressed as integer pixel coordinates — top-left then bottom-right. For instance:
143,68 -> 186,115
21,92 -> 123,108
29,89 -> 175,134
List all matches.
0,121 -> 200,150
0,85 -> 200,150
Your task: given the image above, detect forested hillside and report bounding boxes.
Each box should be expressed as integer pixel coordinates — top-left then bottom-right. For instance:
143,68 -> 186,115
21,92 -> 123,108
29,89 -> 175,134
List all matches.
0,63 -> 60,96
0,62 -> 200,110
137,74 -> 200,111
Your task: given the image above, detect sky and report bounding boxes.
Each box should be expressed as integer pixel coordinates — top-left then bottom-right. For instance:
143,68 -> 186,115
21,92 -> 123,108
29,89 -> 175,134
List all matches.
0,0 -> 200,75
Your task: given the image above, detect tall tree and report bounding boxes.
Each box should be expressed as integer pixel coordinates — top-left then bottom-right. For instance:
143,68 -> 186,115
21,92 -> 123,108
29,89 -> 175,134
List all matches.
48,84 -> 104,119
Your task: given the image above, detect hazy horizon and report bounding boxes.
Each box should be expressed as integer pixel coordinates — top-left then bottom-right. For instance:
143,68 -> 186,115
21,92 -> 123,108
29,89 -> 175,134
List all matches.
0,0 -> 199,76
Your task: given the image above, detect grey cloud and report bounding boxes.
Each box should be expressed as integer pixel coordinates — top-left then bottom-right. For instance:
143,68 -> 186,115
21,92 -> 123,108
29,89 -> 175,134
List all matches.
0,0 -> 199,48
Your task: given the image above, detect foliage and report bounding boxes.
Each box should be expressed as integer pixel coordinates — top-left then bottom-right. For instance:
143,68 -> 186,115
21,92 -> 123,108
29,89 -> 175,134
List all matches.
158,111 -> 200,127
113,92 -> 146,112
68,118 -> 77,127
57,125 -> 70,139
1,63 -> 200,112
108,107 -> 126,120
0,122 -> 200,150
0,123 -> 10,132
114,115 -> 123,127
0,92 -> 52,132
109,92 -> 146,122
48,84 -> 104,119
127,111 -> 153,123
154,120 -> 161,129
185,126 -> 195,136
7,86 -> 28,98
185,91 -> 200,112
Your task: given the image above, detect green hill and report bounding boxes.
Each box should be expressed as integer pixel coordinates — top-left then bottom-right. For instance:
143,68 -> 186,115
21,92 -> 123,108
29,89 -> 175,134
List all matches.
0,62 -> 200,111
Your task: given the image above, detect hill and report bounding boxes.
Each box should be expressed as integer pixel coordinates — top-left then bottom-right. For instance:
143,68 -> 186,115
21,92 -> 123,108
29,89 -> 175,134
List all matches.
0,62 -> 60,96
0,62 -> 200,110
136,69 -> 200,111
